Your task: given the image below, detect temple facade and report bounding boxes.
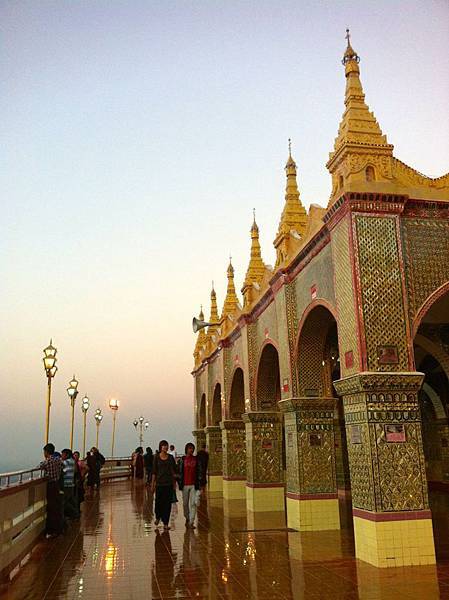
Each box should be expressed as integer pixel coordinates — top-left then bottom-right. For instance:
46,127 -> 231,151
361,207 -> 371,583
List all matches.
191,34 -> 449,568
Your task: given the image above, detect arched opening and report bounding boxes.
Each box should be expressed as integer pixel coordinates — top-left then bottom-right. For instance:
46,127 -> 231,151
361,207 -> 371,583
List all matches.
365,165 -> 375,181
296,304 -> 351,514
414,289 -> 449,559
211,383 -> 222,426
229,368 -> 245,419
255,343 -> 286,481
198,393 -> 206,429
256,344 -> 281,411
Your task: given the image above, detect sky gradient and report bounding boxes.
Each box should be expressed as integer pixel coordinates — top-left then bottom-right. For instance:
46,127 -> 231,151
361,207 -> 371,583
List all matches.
1,1 -> 448,470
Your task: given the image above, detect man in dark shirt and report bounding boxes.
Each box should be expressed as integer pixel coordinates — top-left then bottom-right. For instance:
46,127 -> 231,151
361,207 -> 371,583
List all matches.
40,443 -> 64,538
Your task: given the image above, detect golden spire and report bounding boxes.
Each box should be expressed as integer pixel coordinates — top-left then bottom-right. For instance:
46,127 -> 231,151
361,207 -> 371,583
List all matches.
193,305 -> 207,366
326,30 -> 393,201
221,257 -> 240,319
242,210 -> 267,307
274,139 -> 307,267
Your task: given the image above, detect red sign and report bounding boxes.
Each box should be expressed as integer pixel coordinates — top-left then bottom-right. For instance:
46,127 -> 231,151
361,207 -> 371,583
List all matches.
385,425 -> 406,442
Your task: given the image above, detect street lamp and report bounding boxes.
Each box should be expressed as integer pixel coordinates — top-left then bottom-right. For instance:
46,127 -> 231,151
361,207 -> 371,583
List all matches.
133,416 -> 149,447
109,398 -> 119,457
81,395 -> 90,457
67,375 -> 79,449
42,339 -> 58,444
94,409 -> 103,448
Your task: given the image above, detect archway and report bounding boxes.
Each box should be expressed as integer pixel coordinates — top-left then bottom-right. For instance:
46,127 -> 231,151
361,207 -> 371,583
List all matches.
414,288 -> 449,559
295,303 -> 350,525
198,393 -> 206,429
211,383 -> 222,426
229,368 -> 244,419
256,343 -> 281,411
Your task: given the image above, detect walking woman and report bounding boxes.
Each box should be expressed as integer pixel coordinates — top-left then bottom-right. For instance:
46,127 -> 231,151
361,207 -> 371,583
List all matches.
178,442 -> 202,528
151,440 -> 177,530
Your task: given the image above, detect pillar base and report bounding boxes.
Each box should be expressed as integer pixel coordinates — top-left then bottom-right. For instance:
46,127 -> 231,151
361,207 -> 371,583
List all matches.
245,484 -> 285,513
223,478 -> 246,500
353,509 -> 436,567
207,474 -> 223,494
286,494 -> 340,531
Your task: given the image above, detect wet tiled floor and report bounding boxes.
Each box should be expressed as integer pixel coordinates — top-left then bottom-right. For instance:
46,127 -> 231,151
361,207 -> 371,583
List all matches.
2,481 -> 449,599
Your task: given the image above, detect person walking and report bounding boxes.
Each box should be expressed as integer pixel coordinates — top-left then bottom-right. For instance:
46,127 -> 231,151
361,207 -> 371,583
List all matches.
178,442 -> 202,528
86,447 -> 104,491
134,447 -> 144,479
73,451 -> 87,511
196,444 -> 209,491
151,440 -> 177,530
144,447 -> 154,484
61,449 -> 79,519
39,443 -> 64,538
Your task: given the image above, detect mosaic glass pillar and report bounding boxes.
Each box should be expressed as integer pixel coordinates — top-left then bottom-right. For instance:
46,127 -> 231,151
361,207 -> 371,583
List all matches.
204,425 -> 223,494
192,428 -> 206,454
221,420 -> 246,500
334,373 -> 436,567
279,397 -> 340,531
243,411 -> 285,513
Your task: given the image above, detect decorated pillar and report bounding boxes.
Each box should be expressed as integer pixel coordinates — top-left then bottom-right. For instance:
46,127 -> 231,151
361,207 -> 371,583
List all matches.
204,425 -> 223,493
243,412 -> 284,513
192,428 -> 206,454
334,373 -> 435,567
279,397 -> 340,531
221,420 -> 246,500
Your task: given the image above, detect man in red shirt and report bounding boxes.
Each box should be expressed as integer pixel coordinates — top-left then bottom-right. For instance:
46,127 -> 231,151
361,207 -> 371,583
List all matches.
178,442 -> 202,528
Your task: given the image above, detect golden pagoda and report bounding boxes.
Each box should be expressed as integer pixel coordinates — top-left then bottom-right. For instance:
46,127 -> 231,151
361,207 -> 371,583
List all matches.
193,306 -> 207,367
241,211 -> 270,308
327,29 -> 449,204
274,139 -> 307,267
221,258 -> 241,337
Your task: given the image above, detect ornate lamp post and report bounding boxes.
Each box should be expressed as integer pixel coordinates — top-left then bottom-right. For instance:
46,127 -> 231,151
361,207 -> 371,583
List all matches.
67,375 -> 79,449
94,409 -> 103,448
42,340 -> 58,444
81,395 -> 90,457
109,398 -> 119,457
133,416 -> 149,447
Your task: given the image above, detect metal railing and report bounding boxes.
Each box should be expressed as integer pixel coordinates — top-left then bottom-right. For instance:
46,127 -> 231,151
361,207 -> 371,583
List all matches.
101,457 -> 132,480
0,467 -> 45,490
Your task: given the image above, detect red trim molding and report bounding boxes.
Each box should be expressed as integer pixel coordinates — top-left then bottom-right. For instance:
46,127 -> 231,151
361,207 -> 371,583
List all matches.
286,492 -> 338,501
353,507 -> 432,522
223,476 -> 246,481
246,482 -> 285,489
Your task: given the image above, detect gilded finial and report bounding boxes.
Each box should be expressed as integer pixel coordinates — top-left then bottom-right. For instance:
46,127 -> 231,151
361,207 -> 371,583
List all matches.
342,28 -> 359,66
252,208 -> 256,224
288,138 -> 292,157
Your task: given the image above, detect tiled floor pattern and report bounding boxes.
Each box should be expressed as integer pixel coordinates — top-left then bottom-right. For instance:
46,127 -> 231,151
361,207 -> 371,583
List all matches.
1,481 -> 449,599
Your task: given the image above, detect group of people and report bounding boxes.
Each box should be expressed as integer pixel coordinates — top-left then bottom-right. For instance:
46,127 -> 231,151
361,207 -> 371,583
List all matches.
39,439 -> 209,538
130,441 -> 209,531
39,443 -> 105,538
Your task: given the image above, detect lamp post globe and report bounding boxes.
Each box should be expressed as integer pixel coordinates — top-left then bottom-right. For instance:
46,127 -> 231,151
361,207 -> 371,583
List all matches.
81,395 -> 90,457
67,375 -> 79,449
42,339 -> 58,444
109,399 -> 119,457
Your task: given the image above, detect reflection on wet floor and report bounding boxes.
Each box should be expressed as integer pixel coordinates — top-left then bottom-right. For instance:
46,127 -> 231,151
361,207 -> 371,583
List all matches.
1,481 -> 449,599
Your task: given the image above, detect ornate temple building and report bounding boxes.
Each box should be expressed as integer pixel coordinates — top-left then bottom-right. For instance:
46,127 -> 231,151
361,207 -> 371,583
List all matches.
191,34 -> 449,568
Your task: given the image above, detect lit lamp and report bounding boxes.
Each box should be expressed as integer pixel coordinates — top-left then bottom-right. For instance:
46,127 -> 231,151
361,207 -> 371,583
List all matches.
109,398 -> 119,457
42,339 -> 58,444
94,409 -> 103,448
133,416 -> 148,446
67,375 -> 79,449
81,395 -> 90,457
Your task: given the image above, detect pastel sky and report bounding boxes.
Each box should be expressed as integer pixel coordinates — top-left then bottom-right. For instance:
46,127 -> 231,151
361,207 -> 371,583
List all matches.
1,1 -> 448,470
